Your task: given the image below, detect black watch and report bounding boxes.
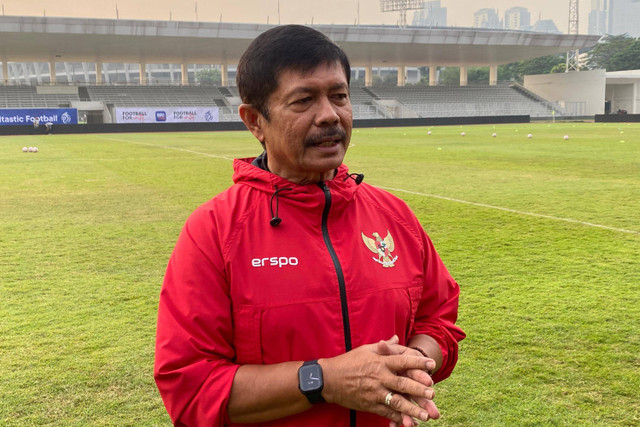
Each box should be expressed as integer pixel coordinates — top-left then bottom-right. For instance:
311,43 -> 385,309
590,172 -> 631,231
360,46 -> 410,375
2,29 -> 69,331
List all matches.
298,360 -> 325,404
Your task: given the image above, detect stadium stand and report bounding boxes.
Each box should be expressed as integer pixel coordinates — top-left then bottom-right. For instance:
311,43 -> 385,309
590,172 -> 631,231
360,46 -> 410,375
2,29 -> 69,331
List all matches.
0,86 -> 80,108
365,82 -> 560,118
84,85 -> 228,107
0,82 -> 561,121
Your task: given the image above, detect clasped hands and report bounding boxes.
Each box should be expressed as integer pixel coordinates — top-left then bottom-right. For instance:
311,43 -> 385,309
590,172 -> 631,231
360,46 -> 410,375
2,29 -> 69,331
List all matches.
319,335 -> 440,427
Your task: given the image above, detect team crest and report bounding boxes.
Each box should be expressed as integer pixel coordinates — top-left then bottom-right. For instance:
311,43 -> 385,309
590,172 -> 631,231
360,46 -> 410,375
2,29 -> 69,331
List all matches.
361,230 -> 398,268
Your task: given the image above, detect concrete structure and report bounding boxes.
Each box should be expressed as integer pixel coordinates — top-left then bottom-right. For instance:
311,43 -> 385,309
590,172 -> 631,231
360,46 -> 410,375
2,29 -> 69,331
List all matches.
523,69 -> 640,116
605,70 -> 640,114
504,7 -> 531,30
0,16 -> 600,89
524,69 -> 607,115
473,8 -> 501,29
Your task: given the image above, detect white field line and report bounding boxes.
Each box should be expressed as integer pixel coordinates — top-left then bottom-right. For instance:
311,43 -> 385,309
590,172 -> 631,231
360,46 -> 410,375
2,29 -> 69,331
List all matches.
100,136 -> 639,236
97,136 -> 235,161
380,186 -> 640,236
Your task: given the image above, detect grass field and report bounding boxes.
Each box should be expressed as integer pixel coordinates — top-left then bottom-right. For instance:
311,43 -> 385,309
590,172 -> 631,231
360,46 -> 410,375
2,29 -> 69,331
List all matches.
1,122 -> 639,426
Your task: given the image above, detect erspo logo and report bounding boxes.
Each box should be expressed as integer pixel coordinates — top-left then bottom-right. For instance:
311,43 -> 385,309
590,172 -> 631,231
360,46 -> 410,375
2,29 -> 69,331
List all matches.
251,257 -> 299,268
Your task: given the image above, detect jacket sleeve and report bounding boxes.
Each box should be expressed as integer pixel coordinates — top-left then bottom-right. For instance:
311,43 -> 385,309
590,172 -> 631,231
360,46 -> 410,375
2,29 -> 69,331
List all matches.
154,210 -> 239,426
411,231 -> 465,383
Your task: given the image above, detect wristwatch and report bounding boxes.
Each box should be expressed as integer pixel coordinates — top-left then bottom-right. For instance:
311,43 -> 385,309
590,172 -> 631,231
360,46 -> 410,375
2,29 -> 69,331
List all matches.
298,360 -> 325,404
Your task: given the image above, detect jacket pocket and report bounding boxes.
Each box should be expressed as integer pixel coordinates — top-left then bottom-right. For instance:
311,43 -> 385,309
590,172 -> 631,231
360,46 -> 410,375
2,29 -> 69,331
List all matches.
406,284 -> 423,339
233,305 -> 263,365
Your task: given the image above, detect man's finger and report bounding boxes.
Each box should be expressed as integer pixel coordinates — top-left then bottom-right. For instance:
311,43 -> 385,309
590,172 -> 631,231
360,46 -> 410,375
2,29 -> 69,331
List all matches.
405,368 -> 434,387
402,413 -> 416,427
424,398 -> 441,420
378,340 -> 393,356
384,393 -> 430,423
387,335 -> 400,345
387,354 -> 434,373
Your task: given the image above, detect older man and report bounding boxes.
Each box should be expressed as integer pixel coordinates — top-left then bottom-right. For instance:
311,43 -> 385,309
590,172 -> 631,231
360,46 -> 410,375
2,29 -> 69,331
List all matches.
154,25 -> 464,427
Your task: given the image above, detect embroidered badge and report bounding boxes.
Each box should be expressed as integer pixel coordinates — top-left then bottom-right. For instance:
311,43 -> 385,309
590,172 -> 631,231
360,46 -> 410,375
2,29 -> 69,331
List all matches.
361,230 -> 398,268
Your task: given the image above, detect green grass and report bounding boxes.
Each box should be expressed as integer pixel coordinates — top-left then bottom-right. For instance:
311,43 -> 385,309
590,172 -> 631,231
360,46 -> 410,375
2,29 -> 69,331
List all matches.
1,123 -> 638,426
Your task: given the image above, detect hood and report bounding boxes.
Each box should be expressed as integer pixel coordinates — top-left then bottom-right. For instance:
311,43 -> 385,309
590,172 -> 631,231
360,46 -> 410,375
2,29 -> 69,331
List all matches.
232,157 -> 364,227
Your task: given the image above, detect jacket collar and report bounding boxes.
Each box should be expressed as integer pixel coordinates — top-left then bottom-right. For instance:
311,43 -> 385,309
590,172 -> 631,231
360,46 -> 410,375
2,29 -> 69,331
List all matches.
233,156 -> 360,203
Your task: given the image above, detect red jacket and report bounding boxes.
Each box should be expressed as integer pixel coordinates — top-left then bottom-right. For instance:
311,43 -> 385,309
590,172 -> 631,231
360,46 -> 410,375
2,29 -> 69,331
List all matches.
155,158 -> 465,426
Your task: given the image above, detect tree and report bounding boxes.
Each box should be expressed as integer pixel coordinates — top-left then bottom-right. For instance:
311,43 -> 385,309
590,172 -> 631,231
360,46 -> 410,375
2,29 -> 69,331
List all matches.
587,34 -> 640,71
497,54 -> 566,82
468,67 -> 489,82
196,68 -> 221,86
497,62 -> 520,81
415,66 -> 430,85
605,38 -> 640,71
372,70 -> 398,86
438,67 -> 460,85
435,66 -> 489,85
523,55 -> 565,75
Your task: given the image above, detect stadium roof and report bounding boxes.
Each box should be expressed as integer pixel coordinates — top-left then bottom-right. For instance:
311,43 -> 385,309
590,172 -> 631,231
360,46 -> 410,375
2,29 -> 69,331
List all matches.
0,16 -> 601,67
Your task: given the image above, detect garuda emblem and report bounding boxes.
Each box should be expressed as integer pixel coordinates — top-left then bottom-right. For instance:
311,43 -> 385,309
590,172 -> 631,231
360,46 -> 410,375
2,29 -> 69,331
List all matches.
361,230 -> 398,268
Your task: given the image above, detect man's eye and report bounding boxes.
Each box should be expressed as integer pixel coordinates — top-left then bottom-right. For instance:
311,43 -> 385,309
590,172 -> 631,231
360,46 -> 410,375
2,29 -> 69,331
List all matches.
294,97 -> 312,104
333,93 -> 348,101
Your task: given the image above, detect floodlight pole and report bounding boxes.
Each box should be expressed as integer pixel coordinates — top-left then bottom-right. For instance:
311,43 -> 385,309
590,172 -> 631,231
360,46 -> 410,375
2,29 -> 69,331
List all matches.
566,0 -> 580,72
399,9 -> 407,27
379,0 -> 424,28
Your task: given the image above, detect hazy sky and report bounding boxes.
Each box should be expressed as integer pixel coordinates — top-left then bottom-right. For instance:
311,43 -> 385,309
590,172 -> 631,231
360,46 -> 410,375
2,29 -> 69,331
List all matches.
1,0 -> 590,33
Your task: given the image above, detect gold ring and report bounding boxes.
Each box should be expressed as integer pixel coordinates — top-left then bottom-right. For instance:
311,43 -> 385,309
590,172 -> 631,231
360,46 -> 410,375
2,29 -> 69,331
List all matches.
384,391 -> 394,406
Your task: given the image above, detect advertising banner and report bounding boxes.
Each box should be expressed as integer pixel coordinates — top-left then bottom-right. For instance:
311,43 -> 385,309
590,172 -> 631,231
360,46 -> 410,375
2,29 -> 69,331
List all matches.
115,107 -> 219,124
0,108 -> 78,126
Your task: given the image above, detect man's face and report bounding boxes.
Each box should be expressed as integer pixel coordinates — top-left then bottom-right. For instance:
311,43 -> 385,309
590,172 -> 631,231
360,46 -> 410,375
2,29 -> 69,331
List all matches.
257,61 -> 352,184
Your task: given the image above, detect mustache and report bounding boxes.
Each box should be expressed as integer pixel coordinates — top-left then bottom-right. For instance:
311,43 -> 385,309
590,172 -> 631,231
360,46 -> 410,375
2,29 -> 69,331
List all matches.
304,127 -> 347,146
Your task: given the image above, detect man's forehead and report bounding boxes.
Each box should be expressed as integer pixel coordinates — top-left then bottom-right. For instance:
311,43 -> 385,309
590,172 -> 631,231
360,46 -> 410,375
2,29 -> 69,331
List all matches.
276,61 -> 348,86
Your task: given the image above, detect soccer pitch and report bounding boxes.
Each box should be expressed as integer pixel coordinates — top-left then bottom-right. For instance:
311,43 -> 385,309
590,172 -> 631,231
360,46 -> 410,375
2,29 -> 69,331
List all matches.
1,122 -> 638,426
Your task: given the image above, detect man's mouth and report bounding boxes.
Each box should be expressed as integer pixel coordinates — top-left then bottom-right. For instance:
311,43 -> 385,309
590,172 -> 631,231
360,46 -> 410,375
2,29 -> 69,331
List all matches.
313,137 -> 342,147
305,128 -> 347,147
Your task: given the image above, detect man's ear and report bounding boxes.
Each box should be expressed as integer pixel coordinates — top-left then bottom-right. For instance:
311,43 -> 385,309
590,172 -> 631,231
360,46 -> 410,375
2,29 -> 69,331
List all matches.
238,104 -> 266,144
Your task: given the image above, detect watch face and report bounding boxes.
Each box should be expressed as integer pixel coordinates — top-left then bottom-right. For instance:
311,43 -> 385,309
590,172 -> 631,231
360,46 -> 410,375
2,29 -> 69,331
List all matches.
299,364 -> 323,392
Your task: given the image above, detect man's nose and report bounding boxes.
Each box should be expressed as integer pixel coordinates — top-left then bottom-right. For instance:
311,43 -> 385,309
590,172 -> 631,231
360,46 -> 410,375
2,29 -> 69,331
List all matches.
315,97 -> 340,125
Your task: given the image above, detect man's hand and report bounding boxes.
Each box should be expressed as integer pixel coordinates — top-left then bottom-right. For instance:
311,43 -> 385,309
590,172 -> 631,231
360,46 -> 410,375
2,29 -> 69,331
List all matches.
319,336 -> 436,426
377,336 -> 441,427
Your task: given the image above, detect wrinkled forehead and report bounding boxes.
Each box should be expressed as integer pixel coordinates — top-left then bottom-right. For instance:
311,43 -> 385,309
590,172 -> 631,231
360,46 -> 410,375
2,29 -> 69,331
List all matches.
274,60 -> 349,89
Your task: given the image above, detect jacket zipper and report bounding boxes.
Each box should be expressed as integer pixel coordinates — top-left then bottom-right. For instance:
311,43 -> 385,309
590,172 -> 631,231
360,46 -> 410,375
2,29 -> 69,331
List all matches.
318,182 -> 356,427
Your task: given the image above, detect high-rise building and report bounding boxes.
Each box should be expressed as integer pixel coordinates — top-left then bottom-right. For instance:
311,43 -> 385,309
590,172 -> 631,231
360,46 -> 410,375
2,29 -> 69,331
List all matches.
473,8 -> 501,29
609,0 -> 640,37
588,0 -> 609,35
529,19 -> 562,34
412,1 -> 447,27
589,0 -> 640,36
504,7 -> 531,30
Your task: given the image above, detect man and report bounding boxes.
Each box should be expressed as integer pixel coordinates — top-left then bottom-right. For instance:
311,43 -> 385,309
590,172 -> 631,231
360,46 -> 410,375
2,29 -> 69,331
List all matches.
155,25 -> 464,427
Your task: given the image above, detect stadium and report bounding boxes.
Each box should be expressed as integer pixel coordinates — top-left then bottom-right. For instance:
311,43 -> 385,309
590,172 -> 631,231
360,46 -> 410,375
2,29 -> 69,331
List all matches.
1,10 -> 639,427
2,14 -> 639,133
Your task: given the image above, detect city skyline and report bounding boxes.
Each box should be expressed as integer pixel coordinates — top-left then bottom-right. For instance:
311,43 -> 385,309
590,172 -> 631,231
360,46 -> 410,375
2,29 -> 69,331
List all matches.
1,0 -> 591,33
